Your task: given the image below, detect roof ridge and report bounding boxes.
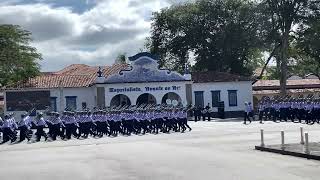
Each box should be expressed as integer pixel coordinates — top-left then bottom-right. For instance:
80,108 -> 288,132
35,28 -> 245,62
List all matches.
36,74 -> 93,77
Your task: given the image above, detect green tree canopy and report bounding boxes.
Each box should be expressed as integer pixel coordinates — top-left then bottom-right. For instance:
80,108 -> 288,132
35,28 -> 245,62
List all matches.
0,24 -> 42,87
115,53 -> 127,64
295,17 -> 320,78
260,0 -> 319,94
148,0 -> 269,75
148,0 -> 320,94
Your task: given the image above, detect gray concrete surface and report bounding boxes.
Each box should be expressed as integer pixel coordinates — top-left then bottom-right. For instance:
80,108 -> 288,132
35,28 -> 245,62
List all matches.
0,120 -> 320,180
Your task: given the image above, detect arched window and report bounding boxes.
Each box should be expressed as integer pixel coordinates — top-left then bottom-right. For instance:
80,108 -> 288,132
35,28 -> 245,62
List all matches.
110,94 -> 131,107
136,93 -> 157,105
161,92 -> 182,105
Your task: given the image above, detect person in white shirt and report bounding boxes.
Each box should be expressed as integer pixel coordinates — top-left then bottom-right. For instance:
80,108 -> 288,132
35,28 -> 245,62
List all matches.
243,102 -> 252,124
248,102 -> 255,122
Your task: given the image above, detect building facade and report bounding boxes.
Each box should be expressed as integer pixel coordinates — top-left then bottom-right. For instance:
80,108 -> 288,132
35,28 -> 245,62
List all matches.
192,71 -> 252,117
94,52 -> 193,108
3,52 -> 252,118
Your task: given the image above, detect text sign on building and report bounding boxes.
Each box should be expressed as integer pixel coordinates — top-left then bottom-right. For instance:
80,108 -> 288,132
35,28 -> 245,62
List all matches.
109,86 -> 181,93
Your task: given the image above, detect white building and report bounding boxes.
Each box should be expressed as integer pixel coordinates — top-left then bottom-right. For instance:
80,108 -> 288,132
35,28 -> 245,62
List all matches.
3,52 -> 252,118
192,71 -> 252,117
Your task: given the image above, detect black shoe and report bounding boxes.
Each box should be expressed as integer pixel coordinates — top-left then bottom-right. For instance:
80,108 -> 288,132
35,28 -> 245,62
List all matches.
11,137 -> 17,143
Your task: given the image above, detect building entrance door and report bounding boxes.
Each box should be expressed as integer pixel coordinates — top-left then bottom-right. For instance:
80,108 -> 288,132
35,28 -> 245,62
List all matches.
136,93 -> 156,105
110,94 -> 131,107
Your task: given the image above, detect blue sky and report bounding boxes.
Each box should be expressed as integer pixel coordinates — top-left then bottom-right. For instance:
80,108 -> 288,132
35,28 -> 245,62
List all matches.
0,0 -> 182,71
14,0 -> 97,13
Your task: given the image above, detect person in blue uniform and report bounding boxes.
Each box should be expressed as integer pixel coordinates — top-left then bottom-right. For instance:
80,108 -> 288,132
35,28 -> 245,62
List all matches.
1,104 -> 195,145
18,113 -> 32,142
179,108 -> 192,132
51,112 -> 65,141
1,115 -> 17,144
194,105 -> 201,122
203,103 -> 211,121
34,112 -> 48,142
46,112 -> 54,139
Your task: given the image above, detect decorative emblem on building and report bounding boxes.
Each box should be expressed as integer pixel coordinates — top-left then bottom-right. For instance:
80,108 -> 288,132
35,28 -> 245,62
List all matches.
97,67 -> 103,77
105,52 -> 188,83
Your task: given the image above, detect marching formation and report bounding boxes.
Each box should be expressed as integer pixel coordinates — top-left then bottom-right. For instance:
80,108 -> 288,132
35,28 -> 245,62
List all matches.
0,104 -> 192,144
257,96 -> 320,124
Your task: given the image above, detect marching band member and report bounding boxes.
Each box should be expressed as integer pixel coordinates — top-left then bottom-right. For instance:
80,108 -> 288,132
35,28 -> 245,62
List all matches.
1,115 -> 17,144
18,113 -> 32,142
34,112 -> 48,142
0,103 -> 197,145
51,112 -> 65,141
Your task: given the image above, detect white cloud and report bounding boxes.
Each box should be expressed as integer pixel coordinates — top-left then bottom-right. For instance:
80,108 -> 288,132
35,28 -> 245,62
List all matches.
0,4 -> 82,41
0,0 -> 174,71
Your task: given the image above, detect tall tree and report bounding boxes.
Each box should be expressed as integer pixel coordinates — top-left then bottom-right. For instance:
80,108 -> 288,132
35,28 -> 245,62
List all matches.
115,53 -> 127,64
262,0 -> 320,94
295,16 -> 320,78
0,24 -> 42,87
148,0 -> 269,75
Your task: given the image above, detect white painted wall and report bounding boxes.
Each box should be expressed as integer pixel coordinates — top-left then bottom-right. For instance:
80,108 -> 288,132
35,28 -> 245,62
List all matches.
192,81 -> 252,112
50,87 -> 96,112
98,81 -> 190,106
4,87 -> 96,119
4,80 -> 252,119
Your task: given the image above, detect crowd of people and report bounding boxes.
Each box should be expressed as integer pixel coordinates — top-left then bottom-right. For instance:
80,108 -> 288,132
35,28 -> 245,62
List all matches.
192,104 -> 213,122
257,96 -> 320,124
0,104 -> 192,144
187,95 -> 320,125
2,95 -> 319,144
189,103 -> 255,124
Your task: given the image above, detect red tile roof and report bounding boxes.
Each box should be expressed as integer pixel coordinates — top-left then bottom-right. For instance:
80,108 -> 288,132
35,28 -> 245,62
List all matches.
253,88 -> 320,95
192,71 -> 251,83
55,64 -> 128,76
5,64 -> 129,89
253,79 -> 320,90
8,75 -> 94,89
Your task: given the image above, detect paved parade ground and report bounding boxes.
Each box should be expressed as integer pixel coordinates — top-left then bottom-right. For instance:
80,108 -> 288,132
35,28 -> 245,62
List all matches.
1,120 -> 320,180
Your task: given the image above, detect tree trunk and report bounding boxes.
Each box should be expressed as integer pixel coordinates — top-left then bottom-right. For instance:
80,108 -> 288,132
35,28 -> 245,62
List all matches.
276,55 -> 281,78
279,27 -> 290,96
280,17 -> 292,96
257,44 -> 280,80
